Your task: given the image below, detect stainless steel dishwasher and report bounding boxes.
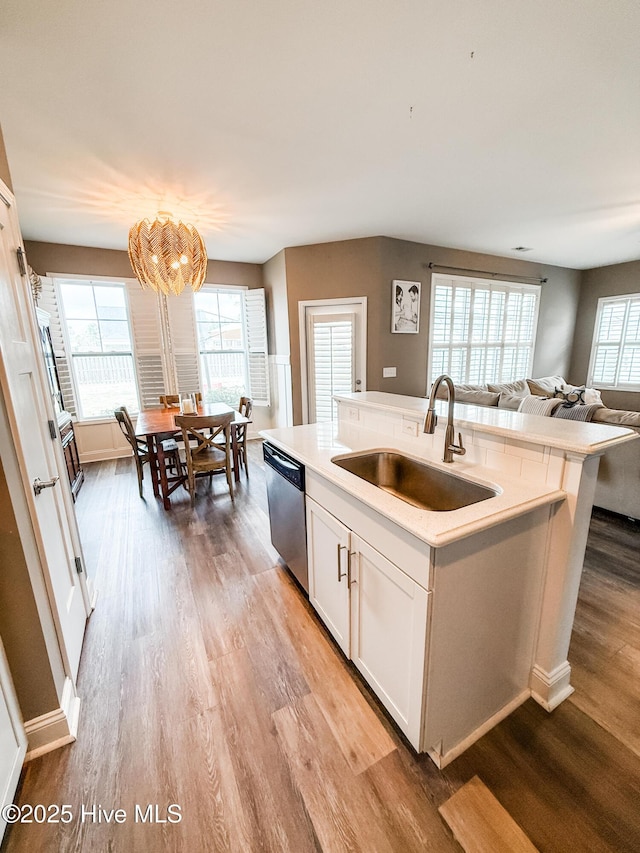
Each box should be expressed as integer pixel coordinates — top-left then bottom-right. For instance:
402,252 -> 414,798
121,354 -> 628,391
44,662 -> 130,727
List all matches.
263,441 -> 308,592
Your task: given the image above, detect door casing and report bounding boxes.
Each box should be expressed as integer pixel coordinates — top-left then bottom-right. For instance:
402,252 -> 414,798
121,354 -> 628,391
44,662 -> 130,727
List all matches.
299,297 -> 367,425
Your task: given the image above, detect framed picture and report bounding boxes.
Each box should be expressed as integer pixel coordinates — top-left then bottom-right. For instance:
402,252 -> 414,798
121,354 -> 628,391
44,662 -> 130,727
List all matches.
391,280 -> 421,334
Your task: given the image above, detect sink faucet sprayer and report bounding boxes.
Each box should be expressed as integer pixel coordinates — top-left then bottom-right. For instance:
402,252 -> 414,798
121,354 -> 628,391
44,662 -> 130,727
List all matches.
424,375 -> 466,464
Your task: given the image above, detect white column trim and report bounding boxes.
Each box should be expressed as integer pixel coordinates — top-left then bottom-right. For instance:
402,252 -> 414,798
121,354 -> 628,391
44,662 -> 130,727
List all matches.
23,677 -> 80,762
530,662 -> 574,711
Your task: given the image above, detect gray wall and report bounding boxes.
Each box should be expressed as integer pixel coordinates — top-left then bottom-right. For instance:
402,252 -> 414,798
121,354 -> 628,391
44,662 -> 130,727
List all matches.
263,249 -> 290,356
379,237 -> 581,391
24,241 -> 263,289
570,259 -> 640,411
0,123 -> 12,193
281,236 -> 581,424
282,238 -> 382,423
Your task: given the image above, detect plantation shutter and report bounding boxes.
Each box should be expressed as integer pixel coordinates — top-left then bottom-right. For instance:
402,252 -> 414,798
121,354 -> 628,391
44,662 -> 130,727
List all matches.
244,288 -> 270,406
430,275 -> 539,387
308,313 -> 354,422
589,294 -> 640,388
126,283 -> 165,409
38,277 -> 77,417
167,290 -> 202,394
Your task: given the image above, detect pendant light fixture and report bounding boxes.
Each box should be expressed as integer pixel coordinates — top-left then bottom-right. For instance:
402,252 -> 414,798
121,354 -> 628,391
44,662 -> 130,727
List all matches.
128,211 -> 207,296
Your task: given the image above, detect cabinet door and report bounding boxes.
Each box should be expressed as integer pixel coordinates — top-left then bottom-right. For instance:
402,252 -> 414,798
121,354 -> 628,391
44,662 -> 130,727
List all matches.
306,497 -> 351,655
350,534 -> 429,749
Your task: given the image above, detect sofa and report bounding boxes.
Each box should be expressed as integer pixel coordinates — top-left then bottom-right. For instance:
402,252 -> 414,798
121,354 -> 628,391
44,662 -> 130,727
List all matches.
435,375 -> 640,520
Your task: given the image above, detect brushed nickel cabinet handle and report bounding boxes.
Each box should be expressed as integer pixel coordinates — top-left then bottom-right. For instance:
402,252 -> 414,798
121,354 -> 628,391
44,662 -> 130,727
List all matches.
337,544 -> 347,582
348,551 -> 358,588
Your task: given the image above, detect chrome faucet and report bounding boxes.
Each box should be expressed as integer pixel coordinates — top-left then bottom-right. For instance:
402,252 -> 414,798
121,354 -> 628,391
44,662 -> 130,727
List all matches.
424,375 -> 466,463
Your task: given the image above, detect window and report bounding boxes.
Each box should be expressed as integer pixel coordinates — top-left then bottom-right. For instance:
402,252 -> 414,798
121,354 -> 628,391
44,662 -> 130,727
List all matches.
194,288 -> 269,408
588,293 -> 640,390
428,274 -> 540,387
53,278 -> 269,417
58,280 -> 139,418
195,289 -> 246,406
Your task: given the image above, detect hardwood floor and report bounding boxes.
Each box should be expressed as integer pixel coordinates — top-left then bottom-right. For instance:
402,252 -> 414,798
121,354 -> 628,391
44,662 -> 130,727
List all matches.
438,775 -> 539,852
3,447 -> 640,852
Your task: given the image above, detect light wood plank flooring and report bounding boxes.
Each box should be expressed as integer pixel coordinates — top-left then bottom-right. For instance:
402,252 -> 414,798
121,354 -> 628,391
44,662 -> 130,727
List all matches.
439,775 -> 539,852
3,446 -> 640,852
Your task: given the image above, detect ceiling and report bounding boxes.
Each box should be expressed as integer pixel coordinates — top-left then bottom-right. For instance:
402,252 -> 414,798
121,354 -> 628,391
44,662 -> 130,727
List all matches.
1,0 -> 639,270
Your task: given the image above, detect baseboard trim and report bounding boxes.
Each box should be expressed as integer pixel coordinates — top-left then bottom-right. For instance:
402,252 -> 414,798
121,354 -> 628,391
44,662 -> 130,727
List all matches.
85,577 -> 98,611
79,448 -> 131,464
530,662 -> 574,711
23,677 -> 80,762
81,437 -> 264,463
426,689 -> 530,769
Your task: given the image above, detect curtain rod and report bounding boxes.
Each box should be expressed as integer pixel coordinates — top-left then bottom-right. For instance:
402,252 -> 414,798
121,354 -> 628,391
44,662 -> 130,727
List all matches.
425,262 -> 548,284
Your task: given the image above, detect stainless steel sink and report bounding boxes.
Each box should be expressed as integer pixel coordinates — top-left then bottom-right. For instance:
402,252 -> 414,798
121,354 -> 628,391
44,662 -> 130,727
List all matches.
331,450 -> 498,511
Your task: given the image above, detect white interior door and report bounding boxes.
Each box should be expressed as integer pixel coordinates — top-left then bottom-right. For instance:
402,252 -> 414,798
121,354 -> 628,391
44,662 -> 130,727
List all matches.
302,299 -> 366,423
0,191 -> 88,681
0,640 -> 26,843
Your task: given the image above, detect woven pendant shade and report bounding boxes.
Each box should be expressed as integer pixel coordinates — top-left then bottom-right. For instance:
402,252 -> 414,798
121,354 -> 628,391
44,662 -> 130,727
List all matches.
128,212 -> 207,296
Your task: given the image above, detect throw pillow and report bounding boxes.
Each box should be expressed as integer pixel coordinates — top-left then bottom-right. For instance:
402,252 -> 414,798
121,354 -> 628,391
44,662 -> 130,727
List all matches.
527,375 -> 567,396
552,384 -> 604,407
434,382 -> 487,400
455,388 -> 500,406
553,386 -> 585,408
488,378 -> 529,397
582,387 -> 603,405
518,396 -> 564,417
498,392 -> 527,410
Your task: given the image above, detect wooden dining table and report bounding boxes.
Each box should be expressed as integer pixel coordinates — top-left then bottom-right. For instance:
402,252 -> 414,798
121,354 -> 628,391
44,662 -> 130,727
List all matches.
135,402 -> 251,509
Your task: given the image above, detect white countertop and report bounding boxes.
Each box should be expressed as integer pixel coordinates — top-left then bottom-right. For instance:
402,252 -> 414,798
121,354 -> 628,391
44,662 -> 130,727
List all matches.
260,421 -> 566,548
334,391 -> 638,455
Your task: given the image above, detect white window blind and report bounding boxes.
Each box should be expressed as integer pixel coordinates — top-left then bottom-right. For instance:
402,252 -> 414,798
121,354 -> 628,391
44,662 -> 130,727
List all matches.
39,276 -> 78,417
245,288 -> 270,406
167,290 -> 202,394
195,286 -> 270,408
588,293 -> 640,390
49,278 -> 271,418
126,283 -> 166,409
308,315 -> 354,422
429,274 -> 540,387
57,279 -> 139,418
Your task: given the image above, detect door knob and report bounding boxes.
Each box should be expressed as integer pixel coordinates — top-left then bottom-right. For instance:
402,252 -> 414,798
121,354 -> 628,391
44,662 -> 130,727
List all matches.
33,476 -> 59,496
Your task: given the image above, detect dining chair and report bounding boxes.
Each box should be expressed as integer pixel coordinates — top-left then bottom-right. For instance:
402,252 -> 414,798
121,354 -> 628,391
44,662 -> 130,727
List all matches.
114,406 -> 148,497
115,406 -> 181,499
175,413 -> 234,506
158,391 -> 203,446
236,396 -> 253,476
160,392 -> 202,409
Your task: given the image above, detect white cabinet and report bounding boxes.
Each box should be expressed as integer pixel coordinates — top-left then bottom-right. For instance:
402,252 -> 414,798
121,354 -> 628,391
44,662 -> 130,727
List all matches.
350,534 -> 429,746
306,497 -> 429,747
307,499 -> 351,655
305,474 -> 549,765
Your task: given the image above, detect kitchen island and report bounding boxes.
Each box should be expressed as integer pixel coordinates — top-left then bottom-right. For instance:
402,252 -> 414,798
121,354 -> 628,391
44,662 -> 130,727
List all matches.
261,392 -> 636,766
